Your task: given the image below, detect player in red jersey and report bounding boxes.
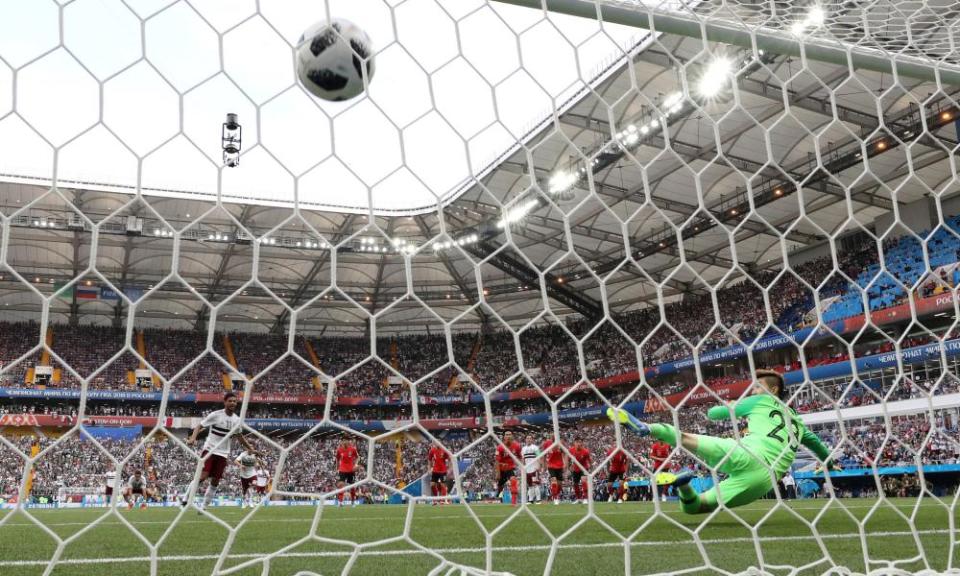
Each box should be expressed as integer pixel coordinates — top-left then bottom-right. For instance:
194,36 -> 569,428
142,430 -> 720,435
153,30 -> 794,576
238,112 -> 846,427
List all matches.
540,437 -> 567,504
606,446 -> 629,503
569,437 -> 591,504
335,437 -> 360,507
495,431 -> 522,504
427,440 -> 450,505
650,439 -> 670,471
650,438 -> 672,501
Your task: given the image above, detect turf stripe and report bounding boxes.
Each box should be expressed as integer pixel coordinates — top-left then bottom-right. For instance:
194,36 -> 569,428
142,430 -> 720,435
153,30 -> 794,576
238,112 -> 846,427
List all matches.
0,529 -> 954,567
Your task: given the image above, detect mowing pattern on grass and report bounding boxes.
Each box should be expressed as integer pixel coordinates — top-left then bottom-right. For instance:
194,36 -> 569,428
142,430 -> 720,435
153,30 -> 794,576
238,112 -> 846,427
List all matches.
0,500 -> 957,575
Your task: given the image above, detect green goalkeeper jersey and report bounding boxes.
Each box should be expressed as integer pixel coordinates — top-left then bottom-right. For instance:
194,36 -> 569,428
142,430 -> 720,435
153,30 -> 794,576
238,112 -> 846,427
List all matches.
706,393 -> 831,476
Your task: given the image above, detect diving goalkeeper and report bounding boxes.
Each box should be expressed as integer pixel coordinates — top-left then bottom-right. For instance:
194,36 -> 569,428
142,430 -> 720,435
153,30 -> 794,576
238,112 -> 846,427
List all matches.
608,369 -> 834,514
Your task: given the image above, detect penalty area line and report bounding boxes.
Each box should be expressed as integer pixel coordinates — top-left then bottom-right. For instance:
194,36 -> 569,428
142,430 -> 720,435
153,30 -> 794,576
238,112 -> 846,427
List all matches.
0,529 -> 955,567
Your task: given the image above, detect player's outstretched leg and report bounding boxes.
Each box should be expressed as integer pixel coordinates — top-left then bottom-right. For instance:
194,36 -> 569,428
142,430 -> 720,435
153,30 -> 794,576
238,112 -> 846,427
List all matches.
617,418 -> 705,462
670,472 -> 773,516
650,429 -> 773,516
667,472 -> 704,514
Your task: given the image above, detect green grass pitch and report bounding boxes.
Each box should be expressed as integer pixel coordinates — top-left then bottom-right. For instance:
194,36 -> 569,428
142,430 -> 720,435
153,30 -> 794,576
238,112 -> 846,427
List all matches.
0,498 -> 956,575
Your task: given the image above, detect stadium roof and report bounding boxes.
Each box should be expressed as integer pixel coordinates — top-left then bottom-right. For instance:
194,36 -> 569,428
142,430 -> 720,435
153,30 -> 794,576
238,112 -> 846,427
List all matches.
1,0 -> 958,335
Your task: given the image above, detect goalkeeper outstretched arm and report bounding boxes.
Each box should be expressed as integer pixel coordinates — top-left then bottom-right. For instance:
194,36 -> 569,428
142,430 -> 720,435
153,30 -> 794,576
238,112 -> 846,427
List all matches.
800,427 -> 833,464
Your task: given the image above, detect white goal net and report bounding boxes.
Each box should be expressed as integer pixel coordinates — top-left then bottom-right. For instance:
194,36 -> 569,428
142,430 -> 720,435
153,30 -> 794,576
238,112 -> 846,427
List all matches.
0,0 -> 959,575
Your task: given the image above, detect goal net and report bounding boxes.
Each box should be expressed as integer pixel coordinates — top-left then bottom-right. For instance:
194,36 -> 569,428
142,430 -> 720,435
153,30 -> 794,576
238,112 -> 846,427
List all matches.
0,0 -> 958,574
55,486 -> 111,507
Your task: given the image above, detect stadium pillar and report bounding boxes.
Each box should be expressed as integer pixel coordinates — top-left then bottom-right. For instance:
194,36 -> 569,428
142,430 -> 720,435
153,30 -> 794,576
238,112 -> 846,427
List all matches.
23,442 -> 39,498
488,0 -> 960,86
68,192 -> 86,326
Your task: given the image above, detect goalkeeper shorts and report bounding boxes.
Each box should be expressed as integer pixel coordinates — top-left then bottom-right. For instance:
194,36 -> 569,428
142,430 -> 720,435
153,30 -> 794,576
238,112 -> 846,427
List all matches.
695,436 -> 775,509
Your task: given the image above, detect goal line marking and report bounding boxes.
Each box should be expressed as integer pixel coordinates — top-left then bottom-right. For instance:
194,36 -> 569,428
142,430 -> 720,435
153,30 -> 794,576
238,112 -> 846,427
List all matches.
4,500 -> 949,527
0,529 -> 953,567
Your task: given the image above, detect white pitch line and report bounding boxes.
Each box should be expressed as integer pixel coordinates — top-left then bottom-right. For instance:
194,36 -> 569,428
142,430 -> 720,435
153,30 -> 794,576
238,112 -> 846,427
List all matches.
0,529 -> 955,567
5,501 -> 954,528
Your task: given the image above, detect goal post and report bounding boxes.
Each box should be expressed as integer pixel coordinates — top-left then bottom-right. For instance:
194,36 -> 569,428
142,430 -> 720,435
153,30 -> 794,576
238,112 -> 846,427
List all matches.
54,486 -> 112,508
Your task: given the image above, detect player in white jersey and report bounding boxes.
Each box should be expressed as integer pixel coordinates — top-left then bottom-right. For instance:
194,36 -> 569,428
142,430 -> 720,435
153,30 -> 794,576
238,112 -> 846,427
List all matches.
254,466 -> 270,505
521,434 -> 542,504
184,392 -> 258,512
123,469 -> 147,510
104,469 -> 118,504
234,450 -> 260,508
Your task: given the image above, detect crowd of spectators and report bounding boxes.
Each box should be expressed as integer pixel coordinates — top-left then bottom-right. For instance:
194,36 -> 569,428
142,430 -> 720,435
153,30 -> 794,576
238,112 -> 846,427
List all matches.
0,226 -> 957,487
812,411 -> 960,469
791,373 -> 960,413
0,231 -> 954,401
0,323 -> 956,430
1,396 -> 958,505
143,328 -> 224,382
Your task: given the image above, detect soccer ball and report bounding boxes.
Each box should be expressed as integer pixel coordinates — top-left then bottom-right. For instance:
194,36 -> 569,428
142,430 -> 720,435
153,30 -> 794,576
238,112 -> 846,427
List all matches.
296,19 -> 375,102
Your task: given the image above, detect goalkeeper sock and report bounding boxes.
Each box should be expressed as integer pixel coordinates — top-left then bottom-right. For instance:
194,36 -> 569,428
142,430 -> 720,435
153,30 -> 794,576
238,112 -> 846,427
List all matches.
202,485 -> 216,507
649,424 -> 679,446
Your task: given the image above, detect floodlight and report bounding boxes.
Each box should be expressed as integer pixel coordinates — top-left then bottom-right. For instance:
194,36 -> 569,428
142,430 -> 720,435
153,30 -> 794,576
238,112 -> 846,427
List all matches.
548,170 -> 578,194
696,57 -> 733,98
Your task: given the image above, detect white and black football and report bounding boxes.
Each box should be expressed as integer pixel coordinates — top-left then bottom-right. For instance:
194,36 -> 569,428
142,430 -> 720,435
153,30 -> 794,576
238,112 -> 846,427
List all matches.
296,18 -> 375,102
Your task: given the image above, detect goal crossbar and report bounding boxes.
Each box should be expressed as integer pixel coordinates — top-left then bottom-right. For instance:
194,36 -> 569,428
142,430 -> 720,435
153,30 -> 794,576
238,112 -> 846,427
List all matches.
488,0 -> 960,86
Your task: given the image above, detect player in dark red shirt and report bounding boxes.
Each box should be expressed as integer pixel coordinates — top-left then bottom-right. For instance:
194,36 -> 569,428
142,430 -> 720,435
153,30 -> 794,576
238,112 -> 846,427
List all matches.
606,446 -> 629,503
650,440 -> 671,472
335,437 -> 360,507
569,437 -> 591,503
427,440 -> 450,505
495,431 -> 522,504
540,437 -> 567,504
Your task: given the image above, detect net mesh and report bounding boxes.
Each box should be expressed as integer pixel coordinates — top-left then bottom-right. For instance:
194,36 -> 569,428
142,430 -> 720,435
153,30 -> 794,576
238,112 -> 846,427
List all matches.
0,0 -> 958,575
688,0 -> 960,64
